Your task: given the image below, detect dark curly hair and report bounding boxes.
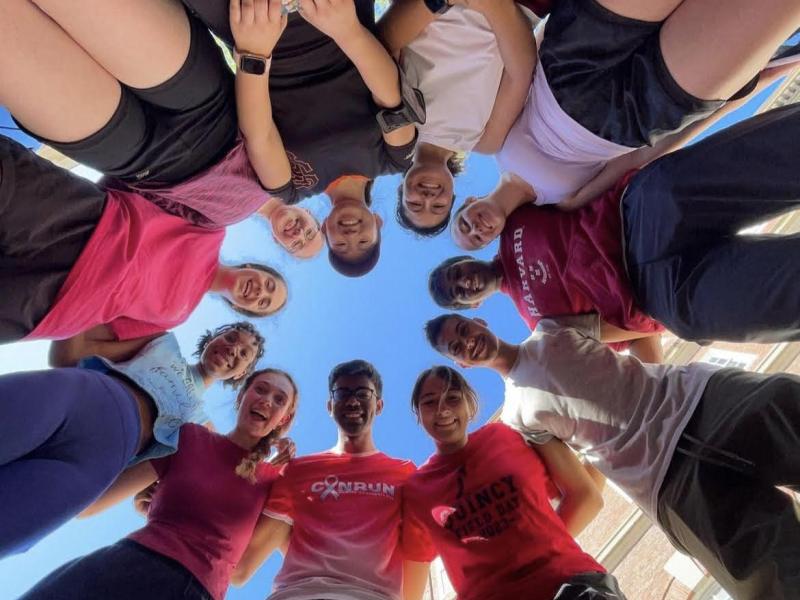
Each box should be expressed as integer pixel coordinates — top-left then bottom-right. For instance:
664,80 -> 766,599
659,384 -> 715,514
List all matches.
194,321 -> 266,388
396,154 -> 465,237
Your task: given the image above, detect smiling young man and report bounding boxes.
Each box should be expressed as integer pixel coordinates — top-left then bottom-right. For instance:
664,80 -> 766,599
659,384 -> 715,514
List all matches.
231,359 -> 432,600
257,197 -> 324,259
424,312 -> 800,600
428,253 -> 664,362
322,177 -> 385,277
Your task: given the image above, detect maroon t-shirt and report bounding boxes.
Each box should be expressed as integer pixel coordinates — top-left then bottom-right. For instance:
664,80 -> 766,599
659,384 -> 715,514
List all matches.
403,423 -> 602,600
129,424 -> 279,600
498,171 -> 664,339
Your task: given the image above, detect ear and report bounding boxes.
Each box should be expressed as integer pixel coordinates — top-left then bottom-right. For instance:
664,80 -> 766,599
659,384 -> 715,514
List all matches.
464,196 -> 477,207
326,397 -> 334,416
455,360 -> 471,370
374,214 -> 384,229
320,219 -> 328,235
473,317 -> 488,327
376,397 -> 384,415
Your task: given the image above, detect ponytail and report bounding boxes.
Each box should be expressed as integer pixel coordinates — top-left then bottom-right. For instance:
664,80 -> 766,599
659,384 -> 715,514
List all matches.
233,368 -> 299,483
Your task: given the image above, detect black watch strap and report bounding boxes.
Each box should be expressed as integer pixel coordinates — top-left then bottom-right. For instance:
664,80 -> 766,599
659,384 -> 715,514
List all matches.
423,0 -> 452,15
376,72 -> 427,134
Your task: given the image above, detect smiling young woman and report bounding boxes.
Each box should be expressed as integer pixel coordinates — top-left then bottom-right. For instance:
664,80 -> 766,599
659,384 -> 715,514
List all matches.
17,369 -> 299,600
0,322 -> 266,559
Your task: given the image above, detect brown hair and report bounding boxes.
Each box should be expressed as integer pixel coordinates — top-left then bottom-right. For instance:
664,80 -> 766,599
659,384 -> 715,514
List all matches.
234,368 -> 299,482
410,365 -> 478,421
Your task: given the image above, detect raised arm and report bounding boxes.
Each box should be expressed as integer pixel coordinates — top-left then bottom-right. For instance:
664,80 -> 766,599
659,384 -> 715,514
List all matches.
78,461 -> 159,518
299,0 -> 417,147
230,0 -> 293,190
377,0 -> 436,59
49,324 -> 159,367
533,438 -> 603,536
469,0 -> 538,154
231,514 -> 292,586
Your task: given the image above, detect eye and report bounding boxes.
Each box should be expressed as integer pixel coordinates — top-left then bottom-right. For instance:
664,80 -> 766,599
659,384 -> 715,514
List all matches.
358,239 -> 369,248
407,200 -> 423,211
266,277 -> 276,293
305,228 -> 317,240
274,393 -> 287,406
458,217 -> 469,234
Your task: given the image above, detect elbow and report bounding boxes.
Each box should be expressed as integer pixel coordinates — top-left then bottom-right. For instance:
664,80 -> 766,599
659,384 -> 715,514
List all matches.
585,487 -> 604,518
231,567 -> 251,587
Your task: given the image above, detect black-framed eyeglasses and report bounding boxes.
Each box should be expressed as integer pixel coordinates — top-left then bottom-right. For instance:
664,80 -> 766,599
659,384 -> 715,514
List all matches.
331,387 -> 376,402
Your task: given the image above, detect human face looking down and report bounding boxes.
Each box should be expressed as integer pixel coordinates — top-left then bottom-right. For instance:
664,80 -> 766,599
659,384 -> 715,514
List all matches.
199,328 -> 261,383
402,162 -> 455,230
451,196 -> 506,250
271,205 -> 324,259
235,371 -> 295,441
439,258 -> 501,307
323,197 -> 383,263
328,373 -> 383,438
415,373 -> 472,453
436,315 -> 501,367
227,267 -> 288,315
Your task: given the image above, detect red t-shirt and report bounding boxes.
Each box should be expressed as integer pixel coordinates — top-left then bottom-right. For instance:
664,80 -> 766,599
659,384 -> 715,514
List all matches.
135,138 -> 270,229
498,172 -> 664,340
25,190 -> 224,341
264,450 -> 431,600
129,424 -> 279,600
403,423 -> 603,600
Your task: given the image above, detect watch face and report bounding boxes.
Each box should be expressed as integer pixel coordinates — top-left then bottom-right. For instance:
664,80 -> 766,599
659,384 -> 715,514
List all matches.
240,55 -> 267,76
423,0 -> 450,14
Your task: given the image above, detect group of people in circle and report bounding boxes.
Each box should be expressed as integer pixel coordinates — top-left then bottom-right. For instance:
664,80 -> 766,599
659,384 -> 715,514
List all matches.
1,0 -> 799,599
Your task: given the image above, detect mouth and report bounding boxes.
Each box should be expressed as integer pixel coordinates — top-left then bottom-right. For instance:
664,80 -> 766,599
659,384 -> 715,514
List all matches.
242,278 -> 253,299
338,218 -> 361,228
213,348 -> 228,368
434,418 -> 458,432
250,407 -> 269,422
283,218 -> 301,237
342,409 -> 365,422
478,213 -> 493,231
471,274 -> 482,292
470,336 -> 485,361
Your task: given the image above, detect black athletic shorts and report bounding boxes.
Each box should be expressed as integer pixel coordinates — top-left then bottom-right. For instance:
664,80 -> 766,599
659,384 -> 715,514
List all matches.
0,137 -> 106,342
14,13 -> 236,186
538,0 -> 724,148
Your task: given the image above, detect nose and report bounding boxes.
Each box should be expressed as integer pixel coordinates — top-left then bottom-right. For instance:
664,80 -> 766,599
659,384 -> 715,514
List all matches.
458,274 -> 473,290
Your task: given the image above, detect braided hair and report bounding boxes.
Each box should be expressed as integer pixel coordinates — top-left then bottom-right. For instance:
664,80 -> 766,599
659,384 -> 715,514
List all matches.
234,368 -> 299,483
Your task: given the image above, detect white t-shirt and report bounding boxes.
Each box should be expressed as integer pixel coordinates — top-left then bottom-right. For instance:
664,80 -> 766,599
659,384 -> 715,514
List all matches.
401,7 -> 526,153
500,316 -> 717,519
496,19 -> 632,205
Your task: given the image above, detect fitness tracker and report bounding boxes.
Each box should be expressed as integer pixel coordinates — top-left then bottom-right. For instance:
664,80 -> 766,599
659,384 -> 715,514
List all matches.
376,74 -> 427,134
238,53 -> 270,76
423,0 -> 452,15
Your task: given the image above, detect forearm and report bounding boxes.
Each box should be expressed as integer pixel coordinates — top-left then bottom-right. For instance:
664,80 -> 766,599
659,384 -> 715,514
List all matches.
484,2 -> 536,88
78,462 -> 158,518
377,0 -> 434,58
232,516 -> 291,586
336,26 -> 403,108
49,326 -> 152,367
235,67 -> 291,188
628,334 -> 664,363
402,560 -> 431,600
557,489 -> 603,536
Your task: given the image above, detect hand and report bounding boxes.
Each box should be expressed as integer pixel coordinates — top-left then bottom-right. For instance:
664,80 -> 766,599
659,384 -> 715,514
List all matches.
133,481 -> 159,517
297,0 -> 360,43
230,0 -> 287,58
269,437 -> 297,466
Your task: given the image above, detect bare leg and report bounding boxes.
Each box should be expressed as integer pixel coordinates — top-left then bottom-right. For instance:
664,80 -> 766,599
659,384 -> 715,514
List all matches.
0,0 -> 120,142
594,0 -> 684,23
30,0 -> 191,90
661,0 -> 800,100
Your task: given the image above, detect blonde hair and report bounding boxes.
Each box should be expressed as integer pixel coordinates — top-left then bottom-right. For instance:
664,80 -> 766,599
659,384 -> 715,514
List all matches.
234,368 -> 299,482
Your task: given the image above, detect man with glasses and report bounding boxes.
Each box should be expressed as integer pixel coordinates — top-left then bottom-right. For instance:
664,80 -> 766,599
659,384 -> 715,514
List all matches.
232,360 -> 432,600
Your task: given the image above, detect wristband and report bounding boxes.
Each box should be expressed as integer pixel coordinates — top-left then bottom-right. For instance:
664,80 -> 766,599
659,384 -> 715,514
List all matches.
423,0 -> 452,15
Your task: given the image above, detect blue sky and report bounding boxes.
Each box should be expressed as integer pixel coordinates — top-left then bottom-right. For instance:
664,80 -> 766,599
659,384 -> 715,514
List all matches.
0,75 -> 785,597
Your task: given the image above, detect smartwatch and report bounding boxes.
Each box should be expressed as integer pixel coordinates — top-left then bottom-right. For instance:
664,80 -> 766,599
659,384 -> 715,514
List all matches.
376,71 -> 427,134
238,53 -> 270,76
423,0 -> 452,15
